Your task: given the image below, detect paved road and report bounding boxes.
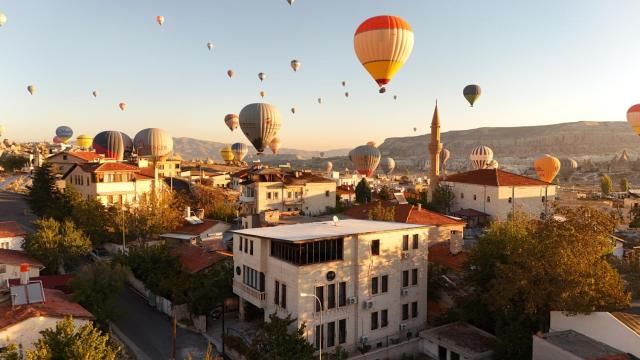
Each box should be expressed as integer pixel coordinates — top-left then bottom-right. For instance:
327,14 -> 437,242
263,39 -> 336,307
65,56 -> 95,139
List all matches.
114,286 -> 209,360
0,191 -> 37,231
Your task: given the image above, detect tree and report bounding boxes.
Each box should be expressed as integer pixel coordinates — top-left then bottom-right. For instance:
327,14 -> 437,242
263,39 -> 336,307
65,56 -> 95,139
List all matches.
377,185 -> 393,201
26,163 -> 62,218
367,202 -> 396,221
355,179 -> 371,204
63,188 -> 116,246
0,154 -> 28,172
118,244 -> 182,298
428,185 -> 455,214
460,207 -> 629,359
122,190 -> 186,241
26,317 -> 120,360
0,344 -> 19,360
183,261 -> 233,316
620,178 -> 630,192
327,346 -> 348,360
192,184 -> 239,222
600,174 -> 612,195
71,262 -> 131,329
246,313 -> 316,360
630,206 -> 640,228
24,218 -> 92,274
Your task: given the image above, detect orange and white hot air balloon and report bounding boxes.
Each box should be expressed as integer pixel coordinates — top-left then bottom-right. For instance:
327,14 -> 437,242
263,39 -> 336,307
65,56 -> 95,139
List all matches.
269,137 -> 281,154
626,104 -> 640,136
224,114 -> 239,131
156,16 -> 164,26
354,15 -> 414,93
534,154 -> 561,183
118,102 -> 126,111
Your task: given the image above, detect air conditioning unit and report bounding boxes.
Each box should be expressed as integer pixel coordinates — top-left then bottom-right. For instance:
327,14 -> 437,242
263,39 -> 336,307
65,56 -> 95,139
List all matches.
363,299 -> 374,309
399,323 -> 407,331
359,336 -> 369,344
347,296 -> 358,305
400,288 -> 409,296
401,252 -> 409,260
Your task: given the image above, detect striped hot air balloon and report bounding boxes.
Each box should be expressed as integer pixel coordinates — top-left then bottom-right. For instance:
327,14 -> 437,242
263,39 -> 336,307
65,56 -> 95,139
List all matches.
224,114 -> 239,131
470,146 -> 493,170
325,161 -> 333,173
55,126 -> 73,144
350,144 -> 381,177
93,131 -> 124,160
626,104 -> 640,136
354,15 -> 414,93
231,143 -> 249,162
239,103 -> 281,155
134,128 -> 173,160
534,154 -> 561,183
269,137 -> 282,154
380,157 -> 396,175
220,145 -> 235,163
463,84 -> 482,107
559,158 -> 578,178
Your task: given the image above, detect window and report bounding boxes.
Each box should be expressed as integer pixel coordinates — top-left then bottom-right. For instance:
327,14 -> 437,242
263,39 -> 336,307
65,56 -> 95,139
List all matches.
274,192 -> 279,200
270,238 -> 343,265
438,346 -> 447,360
281,284 -> 287,309
315,325 -> 323,349
473,194 -> 477,200
451,352 -> 460,360
239,237 -> 243,252
62,155 -> 68,160
508,197 -> 512,203
487,196 -> 491,203
328,284 -> 336,309
327,322 -> 335,348
244,238 -> 248,253
325,190 -> 330,197
371,277 -> 379,295
460,193 -> 464,199
274,281 -> 280,305
315,286 -> 324,312
287,191 -> 292,199
381,309 -> 388,328
338,282 -> 346,307
402,235 -> 409,251
411,268 -> 418,285
338,319 -> 346,344
411,301 -> 418,318
0,265 -> 5,273
381,275 -> 388,293
402,303 -> 409,320
371,312 -> 378,330
250,240 -> 254,255
371,240 -> 380,256
412,234 -> 419,249
402,270 -> 409,287
542,196 -> 546,203
267,192 -> 272,200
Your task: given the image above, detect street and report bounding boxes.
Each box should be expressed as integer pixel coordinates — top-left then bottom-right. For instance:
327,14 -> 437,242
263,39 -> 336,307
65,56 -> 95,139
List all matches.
114,286 -> 209,360
0,190 -> 37,231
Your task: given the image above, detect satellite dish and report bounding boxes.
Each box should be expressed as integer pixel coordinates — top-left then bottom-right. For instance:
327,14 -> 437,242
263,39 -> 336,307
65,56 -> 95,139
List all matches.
332,216 -> 339,226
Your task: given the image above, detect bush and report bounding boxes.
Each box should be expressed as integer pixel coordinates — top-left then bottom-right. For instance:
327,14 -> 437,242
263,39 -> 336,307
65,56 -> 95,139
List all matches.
223,334 -> 249,355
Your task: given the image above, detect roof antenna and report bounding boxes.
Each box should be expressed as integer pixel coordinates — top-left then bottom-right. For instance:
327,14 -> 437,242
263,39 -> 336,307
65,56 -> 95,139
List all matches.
332,216 -> 339,226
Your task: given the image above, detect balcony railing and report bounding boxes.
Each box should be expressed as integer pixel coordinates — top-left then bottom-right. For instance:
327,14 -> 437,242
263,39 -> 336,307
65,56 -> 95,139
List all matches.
283,197 -> 304,205
239,195 -> 255,203
233,279 -> 265,304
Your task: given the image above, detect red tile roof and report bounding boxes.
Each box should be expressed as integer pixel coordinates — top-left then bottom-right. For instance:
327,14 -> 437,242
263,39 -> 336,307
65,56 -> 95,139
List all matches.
0,249 -> 44,268
0,288 -> 93,330
343,201 -> 464,226
0,221 -> 27,238
9,274 -> 75,294
79,162 -> 140,173
453,208 -> 490,218
171,244 -> 231,273
172,219 -> 221,236
428,242 -> 468,272
67,151 -> 103,162
443,168 -> 550,186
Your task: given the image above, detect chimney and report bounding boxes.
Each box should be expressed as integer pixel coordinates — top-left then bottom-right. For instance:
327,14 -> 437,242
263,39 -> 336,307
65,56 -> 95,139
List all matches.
185,206 -> 191,218
19,263 -> 29,285
417,203 -> 422,211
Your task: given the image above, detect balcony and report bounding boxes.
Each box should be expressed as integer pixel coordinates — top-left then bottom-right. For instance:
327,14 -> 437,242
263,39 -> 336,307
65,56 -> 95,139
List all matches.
233,279 -> 265,306
239,195 -> 255,203
283,197 -> 304,205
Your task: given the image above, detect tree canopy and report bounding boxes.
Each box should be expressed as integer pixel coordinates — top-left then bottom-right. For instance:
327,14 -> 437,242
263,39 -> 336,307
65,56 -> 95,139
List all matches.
367,202 -> 396,221
600,174 -> 612,195
620,177 -> 630,192
246,313 -> 316,360
355,178 -> 371,204
120,191 -> 186,241
27,163 -> 66,219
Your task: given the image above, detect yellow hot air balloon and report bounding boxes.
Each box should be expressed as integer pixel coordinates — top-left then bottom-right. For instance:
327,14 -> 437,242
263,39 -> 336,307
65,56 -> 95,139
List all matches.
219,145 -> 235,163
354,16 -> 414,93
27,85 -> 36,95
534,154 -> 561,183
626,104 -> 640,136
207,42 -> 214,50
76,134 -> 93,149
0,12 -> 7,27
260,91 -> 266,98
156,15 -> 164,26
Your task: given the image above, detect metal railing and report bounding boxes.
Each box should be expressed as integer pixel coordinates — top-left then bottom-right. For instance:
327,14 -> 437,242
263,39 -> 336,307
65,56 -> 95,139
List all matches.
232,279 -> 265,302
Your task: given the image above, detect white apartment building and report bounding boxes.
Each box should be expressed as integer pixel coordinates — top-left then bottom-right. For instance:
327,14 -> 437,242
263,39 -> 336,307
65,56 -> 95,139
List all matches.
232,219 -> 429,355
441,168 -> 557,221
234,166 -> 336,216
45,151 -> 104,175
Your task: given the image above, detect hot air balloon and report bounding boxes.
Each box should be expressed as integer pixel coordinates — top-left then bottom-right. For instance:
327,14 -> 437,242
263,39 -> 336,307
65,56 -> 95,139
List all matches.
559,158 -> 578,178
27,85 -> 36,95
76,134 -> 93,149
134,128 -> 173,160
366,141 -> 376,147
0,12 -> 7,27
440,148 -> 450,167
121,132 -> 134,157
354,15 -> 414,93
119,102 -> 126,111
290,59 -> 300,72
207,42 -> 213,50
287,0 -> 294,5
486,160 -> 499,169
534,154 -> 561,183
259,91 -> 266,98
380,157 -> 396,175
291,107 -> 296,114
317,98 -> 322,104
269,137 -> 282,154
626,104 -> 640,136
345,92 -> 349,98
470,146 -> 493,170
220,146 -> 235,163
53,136 -> 62,144
156,15 -> 164,26
92,90 -> 99,98
258,72 -> 266,82
231,143 -> 249,161
350,144 -> 381,177
413,127 -> 417,132
463,84 -> 482,107
0,125 -> 5,137
227,69 -> 235,78
93,131 -> 125,160
393,95 -> 398,100
320,152 -> 325,158
224,114 -> 239,131
238,103 -> 281,155
55,126 -> 73,143
325,161 -> 333,173
341,81 -> 346,87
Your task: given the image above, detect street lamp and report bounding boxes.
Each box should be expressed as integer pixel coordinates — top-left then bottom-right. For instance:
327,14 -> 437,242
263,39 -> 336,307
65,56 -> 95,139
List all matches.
300,292 -> 322,360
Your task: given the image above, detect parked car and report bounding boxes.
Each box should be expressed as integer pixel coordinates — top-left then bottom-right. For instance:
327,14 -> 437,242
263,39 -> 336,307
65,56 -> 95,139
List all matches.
89,248 -> 112,262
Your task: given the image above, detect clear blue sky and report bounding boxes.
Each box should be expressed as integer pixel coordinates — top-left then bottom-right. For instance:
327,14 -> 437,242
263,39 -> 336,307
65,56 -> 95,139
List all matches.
1,0 -> 640,150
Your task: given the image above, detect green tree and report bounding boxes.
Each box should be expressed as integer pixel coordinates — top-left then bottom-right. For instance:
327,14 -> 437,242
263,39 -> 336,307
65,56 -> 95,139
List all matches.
355,179 -> 371,204
26,317 -> 120,360
600,174 -> 613,195
24,218 -> 92,274
0,344 -> 19,360
246,313 -> 316,360
192,184 -> 239,222
118,244 -> 182,298
460,207 -> 629,359
377,185 -> 393,201
620,178 -> 630,192
428,185 -> 455,214
62,188 -> 116,246
183,261 -> 233,316
0,154 -> 28,172
26,163 -> 62,218
123,191 -> 186,241
367,202 -> 396,221
71,262 -> 131,329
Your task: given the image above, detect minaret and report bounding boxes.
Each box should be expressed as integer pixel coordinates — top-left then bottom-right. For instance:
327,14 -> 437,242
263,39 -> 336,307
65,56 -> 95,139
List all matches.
428,101 -> 443,202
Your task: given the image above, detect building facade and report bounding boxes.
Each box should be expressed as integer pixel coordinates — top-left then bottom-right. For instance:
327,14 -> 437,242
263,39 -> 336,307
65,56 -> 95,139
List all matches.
232,219 -> 429,355
45,151 -> 103,175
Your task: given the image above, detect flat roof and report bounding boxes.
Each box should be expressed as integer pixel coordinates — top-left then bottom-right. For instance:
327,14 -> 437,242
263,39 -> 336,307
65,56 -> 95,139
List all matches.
232,219 -> 427,242
543,330 -> 628,358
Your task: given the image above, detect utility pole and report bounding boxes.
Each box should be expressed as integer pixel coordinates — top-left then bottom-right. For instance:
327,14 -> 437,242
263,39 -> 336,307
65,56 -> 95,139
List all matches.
121,205 -> 126,253
171,312 -> 177,360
